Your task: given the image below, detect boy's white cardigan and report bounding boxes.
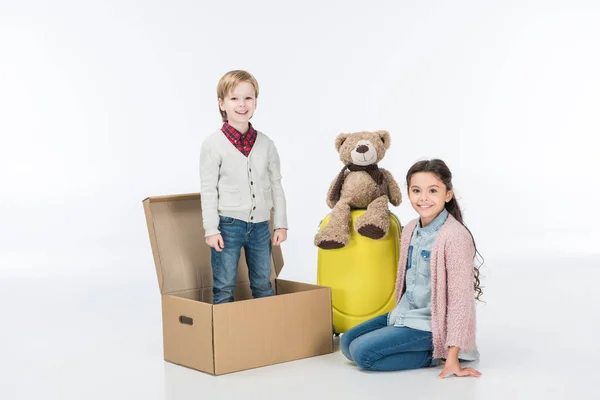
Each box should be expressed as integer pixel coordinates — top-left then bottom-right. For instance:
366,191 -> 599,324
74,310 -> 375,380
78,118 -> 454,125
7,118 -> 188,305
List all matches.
200,130 -> 288,237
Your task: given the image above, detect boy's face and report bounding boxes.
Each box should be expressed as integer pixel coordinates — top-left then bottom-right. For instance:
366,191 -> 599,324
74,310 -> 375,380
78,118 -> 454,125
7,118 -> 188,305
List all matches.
408,172 -> 453,227
219,81 -> 257,127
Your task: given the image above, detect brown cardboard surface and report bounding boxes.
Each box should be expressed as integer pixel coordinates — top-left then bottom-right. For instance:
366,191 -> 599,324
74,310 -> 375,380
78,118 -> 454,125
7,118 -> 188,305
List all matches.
212,288 -> 333,375
162,295 -> 215,374
276,279 -> 327,294
168,288 -> 211,302
143,194 -> 284,296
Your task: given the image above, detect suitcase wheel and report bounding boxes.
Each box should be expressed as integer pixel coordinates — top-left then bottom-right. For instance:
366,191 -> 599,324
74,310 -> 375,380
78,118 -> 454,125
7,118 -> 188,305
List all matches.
333,324 -> 340,336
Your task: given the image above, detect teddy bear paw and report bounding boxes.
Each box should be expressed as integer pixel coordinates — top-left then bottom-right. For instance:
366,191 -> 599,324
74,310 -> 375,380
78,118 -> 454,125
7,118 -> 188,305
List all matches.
317,240 -> 346,250
357,224 -> 386,239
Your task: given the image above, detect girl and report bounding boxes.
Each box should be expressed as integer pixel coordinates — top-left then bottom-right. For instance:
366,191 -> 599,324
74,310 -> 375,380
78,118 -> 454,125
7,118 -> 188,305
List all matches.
340,159 -> 483,378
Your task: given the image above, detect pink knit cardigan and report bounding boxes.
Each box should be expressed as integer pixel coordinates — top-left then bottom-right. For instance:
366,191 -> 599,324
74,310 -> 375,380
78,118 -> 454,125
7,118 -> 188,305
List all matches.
394,214 -> 477,359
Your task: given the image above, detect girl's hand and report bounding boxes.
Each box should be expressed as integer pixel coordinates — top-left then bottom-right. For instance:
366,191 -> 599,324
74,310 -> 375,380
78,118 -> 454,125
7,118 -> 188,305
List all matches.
437,360 -> 482,379
206,234 -> 224,252
272,229 -> 287,246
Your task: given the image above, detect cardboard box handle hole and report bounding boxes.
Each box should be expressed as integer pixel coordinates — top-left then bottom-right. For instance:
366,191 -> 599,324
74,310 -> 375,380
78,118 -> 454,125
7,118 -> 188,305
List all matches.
179,316 -> 193,325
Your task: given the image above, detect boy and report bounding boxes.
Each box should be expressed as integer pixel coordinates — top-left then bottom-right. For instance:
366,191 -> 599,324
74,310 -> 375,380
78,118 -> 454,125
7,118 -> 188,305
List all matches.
200,70 -> 288,304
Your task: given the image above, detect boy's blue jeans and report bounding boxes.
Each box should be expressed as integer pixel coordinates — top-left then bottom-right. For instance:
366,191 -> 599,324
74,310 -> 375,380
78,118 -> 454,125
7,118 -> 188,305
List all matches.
211,216 -> 274,304
340,313 -> 435,371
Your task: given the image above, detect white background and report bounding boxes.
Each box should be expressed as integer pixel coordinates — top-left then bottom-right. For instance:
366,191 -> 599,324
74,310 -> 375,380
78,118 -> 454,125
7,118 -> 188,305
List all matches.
1,1 -> 599,399
1,0 -> 598,282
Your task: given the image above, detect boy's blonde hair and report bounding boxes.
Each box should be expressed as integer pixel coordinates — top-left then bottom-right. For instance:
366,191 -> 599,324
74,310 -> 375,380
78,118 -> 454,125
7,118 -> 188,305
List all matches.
216,70 -> 260,122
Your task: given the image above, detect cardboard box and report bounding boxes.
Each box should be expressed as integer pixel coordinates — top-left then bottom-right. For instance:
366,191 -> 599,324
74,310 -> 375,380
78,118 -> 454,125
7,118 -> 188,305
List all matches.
143,193 -> 333,375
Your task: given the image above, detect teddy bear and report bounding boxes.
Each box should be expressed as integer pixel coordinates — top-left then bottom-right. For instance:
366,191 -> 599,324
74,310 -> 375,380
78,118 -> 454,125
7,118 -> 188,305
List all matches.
314,130 -> 401,250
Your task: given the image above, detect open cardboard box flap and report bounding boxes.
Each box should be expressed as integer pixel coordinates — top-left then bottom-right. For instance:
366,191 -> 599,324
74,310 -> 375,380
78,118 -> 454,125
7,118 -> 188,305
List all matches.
143,193 -> 284,297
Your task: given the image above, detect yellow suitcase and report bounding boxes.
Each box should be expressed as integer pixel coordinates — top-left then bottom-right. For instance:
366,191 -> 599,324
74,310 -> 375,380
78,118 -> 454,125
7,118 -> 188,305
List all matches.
317,209 -> 401,335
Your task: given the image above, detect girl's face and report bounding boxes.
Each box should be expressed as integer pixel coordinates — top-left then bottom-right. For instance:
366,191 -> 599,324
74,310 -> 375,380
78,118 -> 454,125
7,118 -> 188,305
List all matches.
408,172 -> 453,227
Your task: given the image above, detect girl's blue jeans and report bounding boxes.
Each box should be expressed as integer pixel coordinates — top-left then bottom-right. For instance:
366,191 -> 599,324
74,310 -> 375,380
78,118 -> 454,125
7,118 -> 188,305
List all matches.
340,313 -> 435,371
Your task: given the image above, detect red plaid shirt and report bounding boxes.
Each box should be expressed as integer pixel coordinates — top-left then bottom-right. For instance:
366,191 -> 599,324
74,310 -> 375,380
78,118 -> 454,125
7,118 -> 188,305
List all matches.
221,122 -> 257,157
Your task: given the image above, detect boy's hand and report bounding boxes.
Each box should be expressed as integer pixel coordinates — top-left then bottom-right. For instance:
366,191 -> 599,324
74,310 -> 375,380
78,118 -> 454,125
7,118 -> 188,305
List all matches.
272,229 -> 287,246
206,234 -> 224,252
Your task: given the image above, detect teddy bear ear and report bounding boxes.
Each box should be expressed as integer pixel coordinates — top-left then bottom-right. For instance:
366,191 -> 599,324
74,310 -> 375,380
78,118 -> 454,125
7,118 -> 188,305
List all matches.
377,130 -> 391,149
334,133 -> 350,151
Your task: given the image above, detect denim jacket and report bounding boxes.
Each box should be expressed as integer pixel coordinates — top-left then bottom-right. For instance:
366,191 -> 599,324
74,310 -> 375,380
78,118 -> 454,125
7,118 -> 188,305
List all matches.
387,209 -> 448,331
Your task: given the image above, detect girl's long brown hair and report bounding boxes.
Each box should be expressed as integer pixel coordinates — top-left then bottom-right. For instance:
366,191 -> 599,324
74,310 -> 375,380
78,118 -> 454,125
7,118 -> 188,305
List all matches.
406,159 -> 483,301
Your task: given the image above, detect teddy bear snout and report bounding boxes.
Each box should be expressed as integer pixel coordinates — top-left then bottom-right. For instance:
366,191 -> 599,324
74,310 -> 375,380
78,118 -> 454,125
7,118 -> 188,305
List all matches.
356,145 -> 369,154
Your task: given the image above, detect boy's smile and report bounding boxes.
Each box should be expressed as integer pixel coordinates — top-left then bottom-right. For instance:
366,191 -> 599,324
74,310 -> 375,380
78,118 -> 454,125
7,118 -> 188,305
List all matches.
219,81 -> 257,133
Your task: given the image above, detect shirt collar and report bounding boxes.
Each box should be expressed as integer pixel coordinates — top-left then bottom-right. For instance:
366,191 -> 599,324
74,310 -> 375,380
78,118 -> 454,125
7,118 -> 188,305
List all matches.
221,122 -> 256,137
417,208 -> 448,235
